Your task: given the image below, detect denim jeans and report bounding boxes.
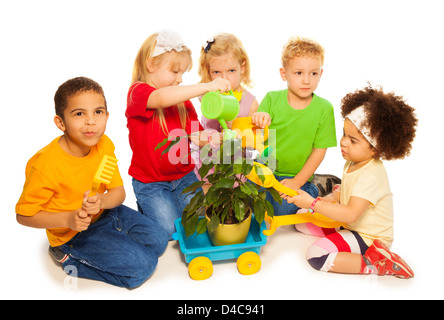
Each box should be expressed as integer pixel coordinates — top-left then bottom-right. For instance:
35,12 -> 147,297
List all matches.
59,205 -> 168,288
266,176 -> 319,216
132,170 -> 202,239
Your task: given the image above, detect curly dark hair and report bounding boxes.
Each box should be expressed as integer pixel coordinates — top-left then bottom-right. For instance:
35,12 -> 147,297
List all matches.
54,76 -> 106,119
340,84 -> 418,160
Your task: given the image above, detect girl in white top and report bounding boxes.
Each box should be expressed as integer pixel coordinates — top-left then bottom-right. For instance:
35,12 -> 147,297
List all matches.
284,85 -> 417,279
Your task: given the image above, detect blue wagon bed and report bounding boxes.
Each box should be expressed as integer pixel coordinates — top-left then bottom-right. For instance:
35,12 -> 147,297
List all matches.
172,216 -> 268,280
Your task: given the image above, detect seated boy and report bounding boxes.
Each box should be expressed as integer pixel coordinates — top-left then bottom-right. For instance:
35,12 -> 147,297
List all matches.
252,37 -> 337,215
15,77 -> 168,288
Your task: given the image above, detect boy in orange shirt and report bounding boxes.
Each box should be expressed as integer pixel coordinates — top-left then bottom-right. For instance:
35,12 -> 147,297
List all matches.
16,77 -> 168,288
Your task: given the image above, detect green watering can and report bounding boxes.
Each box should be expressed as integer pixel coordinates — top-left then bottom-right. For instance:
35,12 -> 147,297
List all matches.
201,90 -> 239,140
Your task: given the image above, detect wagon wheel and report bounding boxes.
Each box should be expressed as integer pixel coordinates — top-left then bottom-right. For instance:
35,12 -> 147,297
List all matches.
188,257 -> 213,280
237,252 -> 261,275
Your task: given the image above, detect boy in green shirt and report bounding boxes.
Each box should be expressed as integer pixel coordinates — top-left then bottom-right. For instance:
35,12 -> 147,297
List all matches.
253,37 -> 337,215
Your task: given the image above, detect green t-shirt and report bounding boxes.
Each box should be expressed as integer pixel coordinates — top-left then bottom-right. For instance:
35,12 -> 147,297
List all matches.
258,89 -> 337,177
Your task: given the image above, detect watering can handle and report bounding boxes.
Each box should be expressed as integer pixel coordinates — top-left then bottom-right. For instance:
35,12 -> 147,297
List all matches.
218,90 -> 235,96
218,90 -> 235,132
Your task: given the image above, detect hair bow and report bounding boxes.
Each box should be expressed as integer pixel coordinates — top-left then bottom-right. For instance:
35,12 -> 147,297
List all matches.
204,37 -> 215,53
152,29 -> 185,57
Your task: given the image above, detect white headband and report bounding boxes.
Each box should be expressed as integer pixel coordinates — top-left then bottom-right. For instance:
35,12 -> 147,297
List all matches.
152,29 -> 185,57
346,106 -> 377,147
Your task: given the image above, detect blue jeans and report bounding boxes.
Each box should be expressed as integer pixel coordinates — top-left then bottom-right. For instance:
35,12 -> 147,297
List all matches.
132,170 -> 202,239
59,205 -> 168,288
266,176 -> 319,216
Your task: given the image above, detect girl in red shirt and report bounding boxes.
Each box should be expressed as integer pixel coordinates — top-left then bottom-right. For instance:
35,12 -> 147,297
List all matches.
126,30 -> 231,238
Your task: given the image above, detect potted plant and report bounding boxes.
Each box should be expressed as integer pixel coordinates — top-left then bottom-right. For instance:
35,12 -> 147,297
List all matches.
157,135 -> 280,246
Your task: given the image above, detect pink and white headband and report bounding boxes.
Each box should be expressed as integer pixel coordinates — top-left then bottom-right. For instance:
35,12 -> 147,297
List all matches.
346,106 -> 377,147
152,29 -> 185,58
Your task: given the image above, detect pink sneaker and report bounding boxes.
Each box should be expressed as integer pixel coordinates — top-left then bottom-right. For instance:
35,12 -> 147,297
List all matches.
364,240 -> 414,279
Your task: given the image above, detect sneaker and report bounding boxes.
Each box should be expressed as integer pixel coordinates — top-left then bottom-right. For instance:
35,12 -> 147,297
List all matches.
312,174 -> 341,197
48,246 -> 69,264
364,240 -> 414,279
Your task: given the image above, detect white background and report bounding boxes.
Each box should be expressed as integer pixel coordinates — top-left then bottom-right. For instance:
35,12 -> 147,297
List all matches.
1,0 -> 442,300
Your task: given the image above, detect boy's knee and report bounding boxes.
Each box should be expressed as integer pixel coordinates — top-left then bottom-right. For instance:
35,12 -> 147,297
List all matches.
302,181 -> 319,198
154,229 -> 169,256
125,251 -> 159,289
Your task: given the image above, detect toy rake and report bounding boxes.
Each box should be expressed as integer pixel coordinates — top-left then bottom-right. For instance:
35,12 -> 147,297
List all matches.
89,155 -> 118,196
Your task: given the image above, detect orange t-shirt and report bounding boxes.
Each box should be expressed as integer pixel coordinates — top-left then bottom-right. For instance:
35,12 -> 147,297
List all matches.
16,135 -> 123,246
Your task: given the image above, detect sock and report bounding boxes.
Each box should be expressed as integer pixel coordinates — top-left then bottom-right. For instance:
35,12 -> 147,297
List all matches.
360,256 -> 377,274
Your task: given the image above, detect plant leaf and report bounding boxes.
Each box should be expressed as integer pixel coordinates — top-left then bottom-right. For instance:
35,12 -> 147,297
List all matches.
266,187 -> 282,205
265,200 -> 274,218
213,178 -> 235,189
184,212 -> 199,237
183,191 -> 204,217
196,218 -> 207,235
155,137 -> 170,150
160,136 -> 186,156
233,198 -> 245,222
254,164 -> 266,183
220,204 -> 231,224
211,191 -> 231,209
205,187 -> 220,205
234,186 -> 248,198
240,183 -> 252,196
198,162 -> 213,179
207,215 -> 220,233
242,161 -> 253,176
245,181 -> 259,195
182,180 -> 206,194
233,163 -> 244,175
253,198 -> 265,223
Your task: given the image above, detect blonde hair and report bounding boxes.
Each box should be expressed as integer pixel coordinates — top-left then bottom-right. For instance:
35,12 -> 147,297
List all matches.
281,36 -> 325,67
198,33 -> 253,88
131,33 -> 192,136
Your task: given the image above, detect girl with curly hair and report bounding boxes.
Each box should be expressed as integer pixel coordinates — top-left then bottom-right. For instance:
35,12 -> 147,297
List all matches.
284,85 -> 418,278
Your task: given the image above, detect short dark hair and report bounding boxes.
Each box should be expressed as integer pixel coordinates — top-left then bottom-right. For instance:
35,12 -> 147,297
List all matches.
54,77 -> 107,119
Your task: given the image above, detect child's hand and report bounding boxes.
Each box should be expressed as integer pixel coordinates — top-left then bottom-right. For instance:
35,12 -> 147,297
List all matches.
69,208 -> 92,232
332,184 -> 341,200
252,112 -> 271,128
82,191 -> 103,216
207,131 -> 224,147
283,189 -> 315,209
321,185 -> 341,203
207,78 -> 231,93
280,178 -> 301,194
68,191 -> 102,232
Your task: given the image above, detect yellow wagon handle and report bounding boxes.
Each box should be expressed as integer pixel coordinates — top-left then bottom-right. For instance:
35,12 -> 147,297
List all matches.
263,212 -> 344,236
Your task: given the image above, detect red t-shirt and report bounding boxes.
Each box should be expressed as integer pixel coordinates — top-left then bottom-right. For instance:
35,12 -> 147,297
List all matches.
126,82 -> 204,183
